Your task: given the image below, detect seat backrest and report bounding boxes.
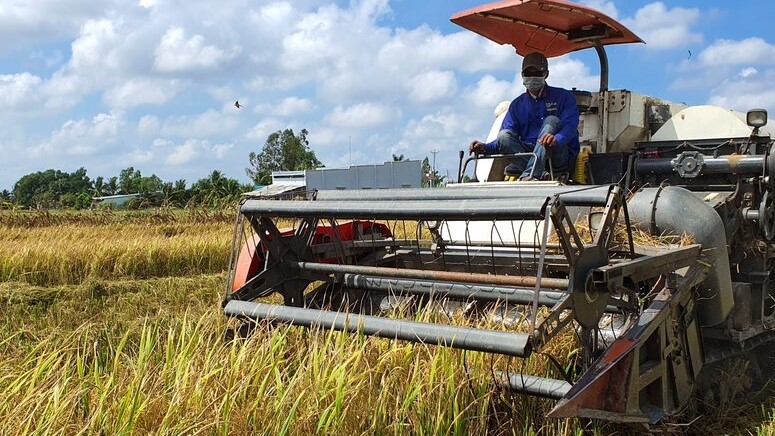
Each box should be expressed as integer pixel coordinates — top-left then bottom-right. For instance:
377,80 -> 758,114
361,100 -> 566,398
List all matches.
475,101 -> 511,182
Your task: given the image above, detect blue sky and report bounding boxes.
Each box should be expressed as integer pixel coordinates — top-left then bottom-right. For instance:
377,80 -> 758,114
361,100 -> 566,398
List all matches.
1,0 -> 774,190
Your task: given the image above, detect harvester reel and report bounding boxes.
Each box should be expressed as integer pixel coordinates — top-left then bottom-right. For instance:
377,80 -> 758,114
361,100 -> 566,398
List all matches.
224,184 -> 707,424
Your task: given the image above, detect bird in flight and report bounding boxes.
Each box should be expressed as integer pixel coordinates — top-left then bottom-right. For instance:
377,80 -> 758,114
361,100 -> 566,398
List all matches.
234,100 -> 242,109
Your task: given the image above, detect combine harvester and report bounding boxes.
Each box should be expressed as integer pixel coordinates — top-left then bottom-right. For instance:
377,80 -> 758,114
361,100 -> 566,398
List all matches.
222,0 -> 775,424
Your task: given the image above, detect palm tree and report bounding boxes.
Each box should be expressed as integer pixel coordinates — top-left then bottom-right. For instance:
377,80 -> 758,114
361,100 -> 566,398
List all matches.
92,176 -> 105,197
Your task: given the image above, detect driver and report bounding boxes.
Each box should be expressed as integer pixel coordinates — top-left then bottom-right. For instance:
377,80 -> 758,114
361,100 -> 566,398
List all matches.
469,52 -> 580,181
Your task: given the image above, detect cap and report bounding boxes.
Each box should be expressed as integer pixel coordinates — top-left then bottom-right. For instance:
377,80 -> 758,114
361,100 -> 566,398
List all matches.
522,52 -> 548,74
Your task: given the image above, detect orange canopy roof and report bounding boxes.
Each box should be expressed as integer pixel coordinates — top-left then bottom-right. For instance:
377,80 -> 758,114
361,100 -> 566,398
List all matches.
451,0 -> 643,58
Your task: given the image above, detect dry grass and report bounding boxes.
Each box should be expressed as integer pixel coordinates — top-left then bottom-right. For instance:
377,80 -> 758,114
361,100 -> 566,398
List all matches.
0,222 -> 231,286
0,275 -> 595,435
1,213 -> 774,435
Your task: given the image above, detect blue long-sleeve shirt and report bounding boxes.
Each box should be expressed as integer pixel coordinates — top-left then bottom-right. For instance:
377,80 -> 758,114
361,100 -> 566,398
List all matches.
484,85 -> 580,157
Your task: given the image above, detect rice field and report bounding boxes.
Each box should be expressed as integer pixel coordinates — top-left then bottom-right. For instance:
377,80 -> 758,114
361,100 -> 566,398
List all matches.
2,209 -> 775,435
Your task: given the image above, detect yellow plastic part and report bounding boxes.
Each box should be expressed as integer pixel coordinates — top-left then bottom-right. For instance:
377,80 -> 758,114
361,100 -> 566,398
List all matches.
574,147 -> 592,184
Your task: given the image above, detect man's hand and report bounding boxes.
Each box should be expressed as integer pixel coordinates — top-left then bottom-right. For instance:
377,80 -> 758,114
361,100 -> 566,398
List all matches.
469,140 -> 485,155
538,133 -> 557,148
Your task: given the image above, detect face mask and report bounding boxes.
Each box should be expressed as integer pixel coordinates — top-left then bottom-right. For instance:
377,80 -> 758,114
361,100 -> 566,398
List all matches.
523,76 -> 545,93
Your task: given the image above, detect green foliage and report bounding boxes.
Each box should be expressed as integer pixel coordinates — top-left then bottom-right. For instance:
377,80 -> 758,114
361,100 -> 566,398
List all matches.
421,157 -> 446,188
162,179 -> 190,207
0,189 -> 12,209
117,167 -> 163,196
106,177 -> 119,196
9,166 -> 246,210
246,128 -> 323,185
392,154 -> 406,161
13,167 -> 91,208
191,170 -> 251,208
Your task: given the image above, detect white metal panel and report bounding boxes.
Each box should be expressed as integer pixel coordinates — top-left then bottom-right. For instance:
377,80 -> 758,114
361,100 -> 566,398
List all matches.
651,105 -> 771,141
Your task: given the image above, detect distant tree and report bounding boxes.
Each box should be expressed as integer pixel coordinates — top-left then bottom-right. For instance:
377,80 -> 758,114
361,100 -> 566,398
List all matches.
64,168 -> 91,195
118,167 -> 142,194
116,167 -> 163,203
191,170 -> 250,207
74,193 -> 92,210
246,128 -> 323,186
92,176 -> 105,197
0,189 -> 13,209
162,179 -> 189,207
105,177 -> 118,196
392,154 -> 406,161
60,192 -> 92,210
421,157 -> 431,188
138,174 -> 163,196
12,168 -> 91,208
420,157 -> 444,188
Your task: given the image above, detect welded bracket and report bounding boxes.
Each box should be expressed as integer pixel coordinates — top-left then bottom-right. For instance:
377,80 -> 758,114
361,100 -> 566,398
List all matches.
591,244 -> 702,291
226,216 -> 326,306
533,294 -> 575,349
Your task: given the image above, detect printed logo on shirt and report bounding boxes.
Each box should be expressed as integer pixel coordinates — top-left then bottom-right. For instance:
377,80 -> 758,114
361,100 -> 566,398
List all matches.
545,102 -> 558,113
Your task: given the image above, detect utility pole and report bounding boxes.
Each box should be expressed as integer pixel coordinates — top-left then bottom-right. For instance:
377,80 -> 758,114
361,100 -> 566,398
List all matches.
431,149 -> 439,188
349,136 -> 352,167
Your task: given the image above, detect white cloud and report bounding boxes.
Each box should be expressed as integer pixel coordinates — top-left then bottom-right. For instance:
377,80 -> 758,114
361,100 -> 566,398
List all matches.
672,37 -> 775,93
274,97 -> 315,116
69,19 -> 120,72
407,70 -> 457,104
707,68 -> 775,114
1,0 -> 736,192
622,2 -> 702,50
739,67 -> 758,79
0,73 -> 43,109
377,28 -> 514,76
166,139 -> 203,165
326,103 -> 400,128
579,0 -> 619,19
461,75 -> 514,110
40,111 -> 124,157
39,19 -> 123,110
207,85 -> 235,102
255,2 -> 294,24
212,143 -> 233,159
547,57 -> 599,91
104,78 -> 182,109
154,27 -> 238,73
161,110 -> 239,138
308,128 -> 342,147
137,115 -> 160,136
164,139 -> 232,165
0,0 -> 105,53
125,148 -> 154,164
246,118 -> 284,141
698,38 -> 775,67
403,110 -> 477,142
